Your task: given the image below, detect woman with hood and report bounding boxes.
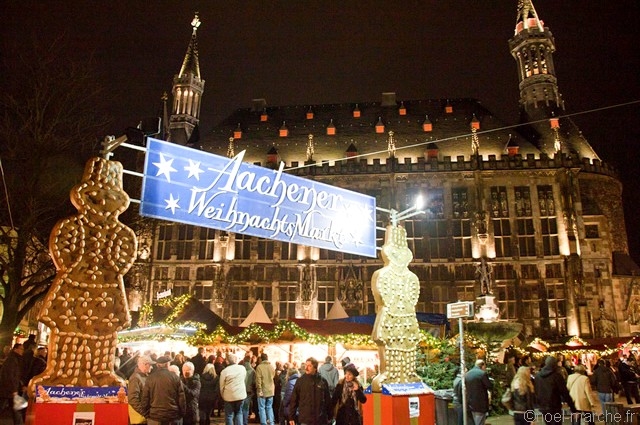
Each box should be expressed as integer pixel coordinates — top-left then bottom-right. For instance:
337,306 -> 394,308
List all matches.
567,365 -> 597,425
281,365 -> 301,425
535,355 -> 577,425
331,364 -> 367,425
198,363 -> 219,425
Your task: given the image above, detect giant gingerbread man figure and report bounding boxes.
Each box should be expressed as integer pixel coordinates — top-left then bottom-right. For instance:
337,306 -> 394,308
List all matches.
31,157 -> 135,391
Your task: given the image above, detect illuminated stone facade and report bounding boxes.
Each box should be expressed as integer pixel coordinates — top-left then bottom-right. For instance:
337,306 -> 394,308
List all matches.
130,1 -> 639,340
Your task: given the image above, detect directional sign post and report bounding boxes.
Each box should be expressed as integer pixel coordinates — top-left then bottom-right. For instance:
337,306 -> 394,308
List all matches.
447,301 -> 474,425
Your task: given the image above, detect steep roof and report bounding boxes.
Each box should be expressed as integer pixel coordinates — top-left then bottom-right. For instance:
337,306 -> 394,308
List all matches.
200,97 -> 542,165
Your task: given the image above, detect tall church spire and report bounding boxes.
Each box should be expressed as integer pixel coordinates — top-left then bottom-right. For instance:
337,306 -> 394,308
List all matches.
508,0 -> 563,115
169,13 -> 205,145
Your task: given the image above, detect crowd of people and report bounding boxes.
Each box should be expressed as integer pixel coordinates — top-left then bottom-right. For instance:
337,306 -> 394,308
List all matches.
452,352 -> 639,425
121,348 -> 367,425
0,336 -> 48,425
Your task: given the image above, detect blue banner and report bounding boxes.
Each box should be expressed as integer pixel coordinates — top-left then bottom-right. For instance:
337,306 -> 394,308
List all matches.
140,138 -> 377,257
35,386 -> 127,403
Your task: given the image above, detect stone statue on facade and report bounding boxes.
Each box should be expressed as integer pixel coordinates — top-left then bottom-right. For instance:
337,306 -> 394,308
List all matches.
31,157 -> 135,391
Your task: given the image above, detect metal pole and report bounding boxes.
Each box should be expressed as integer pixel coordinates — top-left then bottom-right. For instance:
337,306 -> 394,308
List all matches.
459,317 -> 468,425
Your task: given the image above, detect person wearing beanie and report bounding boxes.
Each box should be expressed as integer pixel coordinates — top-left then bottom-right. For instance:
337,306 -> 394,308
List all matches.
535,356 -> 577,425
318,356 -> 339,394
331,364 -> 366,425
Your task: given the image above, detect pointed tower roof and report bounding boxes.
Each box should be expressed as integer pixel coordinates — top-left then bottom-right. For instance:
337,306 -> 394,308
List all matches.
178,13 -> 201,79
515,0 -> 544,33
240,300 -> 272,327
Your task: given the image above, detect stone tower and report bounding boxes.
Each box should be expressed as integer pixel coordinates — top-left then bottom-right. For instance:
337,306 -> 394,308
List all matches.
508,0 -> 563,117
168,13 -> 205,145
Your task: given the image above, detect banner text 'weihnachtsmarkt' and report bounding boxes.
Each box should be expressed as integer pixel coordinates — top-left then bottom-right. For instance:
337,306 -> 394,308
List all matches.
140,138 -> 377,257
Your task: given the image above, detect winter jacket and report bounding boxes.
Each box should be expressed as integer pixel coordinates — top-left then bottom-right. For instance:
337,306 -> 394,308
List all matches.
191,353 -> 207,376
128,367 -> 149,424
289,372 -> 332,425
0,351 -> 23,399
182,374 -> 201,424
592,365 -> 618,394
199,372 -> 219,411
141,367 -> 186,422
511,385 -> 535,413
567,373 -> 597,412
282,372 -> 300,419
220,363 -> 247,402
255,360 -> 276,397
331,379 -> 367,425
319,362 -> 340,393
465,366 -> 493,413
534,362 -> 576,413
244,361 -> 256,396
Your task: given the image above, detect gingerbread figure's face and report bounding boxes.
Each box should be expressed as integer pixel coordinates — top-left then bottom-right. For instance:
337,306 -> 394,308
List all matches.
380,226 -> 413,267
73,180 -> 128,216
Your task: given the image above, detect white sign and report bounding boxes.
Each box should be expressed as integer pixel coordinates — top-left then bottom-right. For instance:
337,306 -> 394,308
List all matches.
157,289 -> 172,299
409,396 -> 420,418
447,301 -> 474,319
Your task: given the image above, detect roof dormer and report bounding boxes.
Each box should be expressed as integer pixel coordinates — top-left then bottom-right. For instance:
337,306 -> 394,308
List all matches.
506,135 -> 519,157
398,101 -> 407,116
471,114 -> 480,130
306,106 -> 314,120
445,101 -> 453,113
375,117 -> 385,134
422,115 -> 433,132
233,123 -> 242,139
279,121 -> 288,137
346,142 -> 358,159
260,109 -> 268,122
425,142 -> 439,159
326,119 -> 336,136
267,146 -> 278,164
353,104 -> 361,118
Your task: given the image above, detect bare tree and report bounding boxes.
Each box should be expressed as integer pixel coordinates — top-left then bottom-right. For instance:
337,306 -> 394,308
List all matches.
0,36 -> 110,348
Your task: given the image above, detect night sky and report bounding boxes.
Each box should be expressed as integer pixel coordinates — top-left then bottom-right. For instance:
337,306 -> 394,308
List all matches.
3,1 -> 640,259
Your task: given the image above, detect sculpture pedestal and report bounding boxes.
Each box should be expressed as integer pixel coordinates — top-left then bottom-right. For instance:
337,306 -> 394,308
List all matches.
26,402 -> 128,425
25,386 -> 128,425
363,383 -> 435,425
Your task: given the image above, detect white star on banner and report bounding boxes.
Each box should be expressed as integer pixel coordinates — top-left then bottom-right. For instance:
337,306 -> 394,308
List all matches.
153,153 -> 177,182
184,159 -> 204,180
165,193 -> 180,214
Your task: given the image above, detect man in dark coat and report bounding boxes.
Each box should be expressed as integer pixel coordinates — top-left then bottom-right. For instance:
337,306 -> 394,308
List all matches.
191,347 -> 207,376
464,359 -> 493,425
141,355 -> 186,425
0,343 -> 26,424
288,357 -> 332,425
535,355 -> 577,425
592,359 -> 618,414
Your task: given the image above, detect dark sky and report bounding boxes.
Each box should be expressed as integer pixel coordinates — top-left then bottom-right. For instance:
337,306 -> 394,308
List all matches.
3,1 -> 640,257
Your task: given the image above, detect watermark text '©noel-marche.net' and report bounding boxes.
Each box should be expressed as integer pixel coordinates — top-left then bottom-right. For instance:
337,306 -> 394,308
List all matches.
523,410 -> 638,423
